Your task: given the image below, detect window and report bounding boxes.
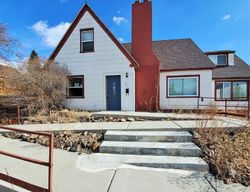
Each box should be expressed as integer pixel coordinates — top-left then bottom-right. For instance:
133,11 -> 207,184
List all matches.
217,55 -> 227,65
215,81 -> 248,100
216,82 -> 231,99
167,76 -> 199,97
68,76 -> 84,98
80,29 -> 94,53
233,82 -> 247,100
208,54 -> 228,65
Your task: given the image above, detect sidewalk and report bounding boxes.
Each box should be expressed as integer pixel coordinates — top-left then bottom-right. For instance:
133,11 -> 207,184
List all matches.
1,118 -> 247,133
0,137 -> 248,192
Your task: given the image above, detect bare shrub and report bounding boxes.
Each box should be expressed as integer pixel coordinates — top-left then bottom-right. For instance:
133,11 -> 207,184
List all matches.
195,102 -> 222,138
9,58 -> 69,115
194,103 -> 250,186
141,96 -> 154,112
28,109 -> 92,124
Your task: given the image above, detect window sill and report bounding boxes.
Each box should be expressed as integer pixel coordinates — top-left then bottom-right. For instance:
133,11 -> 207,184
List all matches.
215,99 -> 248,101
80,50 -> 95,53
67,97 -> 85,99
167,96 -> 199,98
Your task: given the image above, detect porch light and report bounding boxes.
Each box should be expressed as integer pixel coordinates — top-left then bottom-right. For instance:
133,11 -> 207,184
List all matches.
126,72 -> 129,78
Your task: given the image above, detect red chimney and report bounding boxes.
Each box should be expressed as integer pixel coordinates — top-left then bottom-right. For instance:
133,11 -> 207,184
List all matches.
132,0 -> 160,111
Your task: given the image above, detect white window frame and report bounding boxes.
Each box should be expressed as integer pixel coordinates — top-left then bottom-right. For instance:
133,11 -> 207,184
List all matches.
80,28 -> 94,53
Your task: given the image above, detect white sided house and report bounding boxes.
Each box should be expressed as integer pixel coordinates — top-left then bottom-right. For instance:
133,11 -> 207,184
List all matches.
50,1 -> 250,112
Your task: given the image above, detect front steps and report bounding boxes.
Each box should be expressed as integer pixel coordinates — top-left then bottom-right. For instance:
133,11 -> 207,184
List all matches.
100,141 -> 200,157
99,130 -> 208,171
104,131 -> 193,142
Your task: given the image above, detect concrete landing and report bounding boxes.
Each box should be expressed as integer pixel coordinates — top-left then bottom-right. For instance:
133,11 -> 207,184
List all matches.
93,111 -> 204,120
1,119 -> 246,133
77,153 -> 208,172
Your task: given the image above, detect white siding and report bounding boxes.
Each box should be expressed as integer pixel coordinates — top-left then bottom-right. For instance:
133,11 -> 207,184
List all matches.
55,11 -> 135,111
160,70 -> 248,110
160,70 -> 213,110
208,55 -> 217,65
228,53 -> 234,66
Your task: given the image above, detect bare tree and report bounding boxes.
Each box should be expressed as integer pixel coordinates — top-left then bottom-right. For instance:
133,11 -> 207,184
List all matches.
10,56 -> 69,115
0,23 -> 20,60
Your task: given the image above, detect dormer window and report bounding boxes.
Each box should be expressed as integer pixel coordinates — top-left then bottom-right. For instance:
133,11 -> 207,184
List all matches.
217,54 -> 227,65
206,50 -> 235,66
80,28 -> 94,53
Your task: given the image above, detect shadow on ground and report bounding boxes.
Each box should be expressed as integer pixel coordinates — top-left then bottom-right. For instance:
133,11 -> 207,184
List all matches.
0,185 -> 19,192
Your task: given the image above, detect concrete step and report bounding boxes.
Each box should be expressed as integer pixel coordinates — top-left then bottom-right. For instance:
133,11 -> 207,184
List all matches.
100,141 -> 201,157
104,131 -> 193,142
92,153 -> 208,171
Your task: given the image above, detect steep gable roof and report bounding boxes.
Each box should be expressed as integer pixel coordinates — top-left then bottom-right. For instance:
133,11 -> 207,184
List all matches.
123,38 -> 215,71
49,4 -> 139,69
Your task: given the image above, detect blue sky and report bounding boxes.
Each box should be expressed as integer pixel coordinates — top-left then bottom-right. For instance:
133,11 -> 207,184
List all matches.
0,0 -> 249,64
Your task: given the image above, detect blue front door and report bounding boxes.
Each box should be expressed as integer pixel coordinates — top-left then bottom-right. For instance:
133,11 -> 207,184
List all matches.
106,75 -> 121,111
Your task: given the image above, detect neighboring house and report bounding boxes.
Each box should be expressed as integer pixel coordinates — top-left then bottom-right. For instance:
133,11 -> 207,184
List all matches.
49,0 -> 250,111
0,64 -> 19,96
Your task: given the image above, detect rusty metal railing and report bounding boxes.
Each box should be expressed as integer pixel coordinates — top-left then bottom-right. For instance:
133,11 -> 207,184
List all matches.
197,96 -> 250,120
0,126 -> 54,192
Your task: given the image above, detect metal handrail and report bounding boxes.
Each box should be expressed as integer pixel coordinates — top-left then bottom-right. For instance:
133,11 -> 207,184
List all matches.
0,126 -> 53,192
197,96 -> 250,120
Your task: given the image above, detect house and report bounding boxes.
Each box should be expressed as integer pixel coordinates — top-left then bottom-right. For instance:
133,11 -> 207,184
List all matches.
0,64 -> 19,96
49,0 -> 250,111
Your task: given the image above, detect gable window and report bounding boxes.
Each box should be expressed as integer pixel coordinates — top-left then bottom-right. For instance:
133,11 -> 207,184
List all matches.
68,76 -> 84,98
217,55 -> 227,65
80,28 -> 94,53
167,76 -> 199,97
215,81 -> 248,101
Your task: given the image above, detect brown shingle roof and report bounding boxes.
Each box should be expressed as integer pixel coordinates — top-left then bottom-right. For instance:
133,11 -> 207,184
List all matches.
123,38 -> 215,71
123,39 -> 250,79
212,55 -> 250,79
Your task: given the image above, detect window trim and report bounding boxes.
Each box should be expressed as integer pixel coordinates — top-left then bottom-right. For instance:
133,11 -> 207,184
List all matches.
67,75 -> 85,99
80,28 -> 94,53
214,80 -> 248,101
166,75 -> 200,98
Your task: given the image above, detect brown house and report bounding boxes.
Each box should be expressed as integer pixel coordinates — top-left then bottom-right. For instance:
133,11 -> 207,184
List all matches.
0,64 -> 19,96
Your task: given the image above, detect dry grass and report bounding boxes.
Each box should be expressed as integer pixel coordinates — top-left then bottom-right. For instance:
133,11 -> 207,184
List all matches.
28,109 -> 93,124
195,104 -> 250,186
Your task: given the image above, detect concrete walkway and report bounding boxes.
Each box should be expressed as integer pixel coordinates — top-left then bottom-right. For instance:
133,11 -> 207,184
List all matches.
94,111 -> 249,123
1,118 -> 247,133
0,137 -> 248,192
